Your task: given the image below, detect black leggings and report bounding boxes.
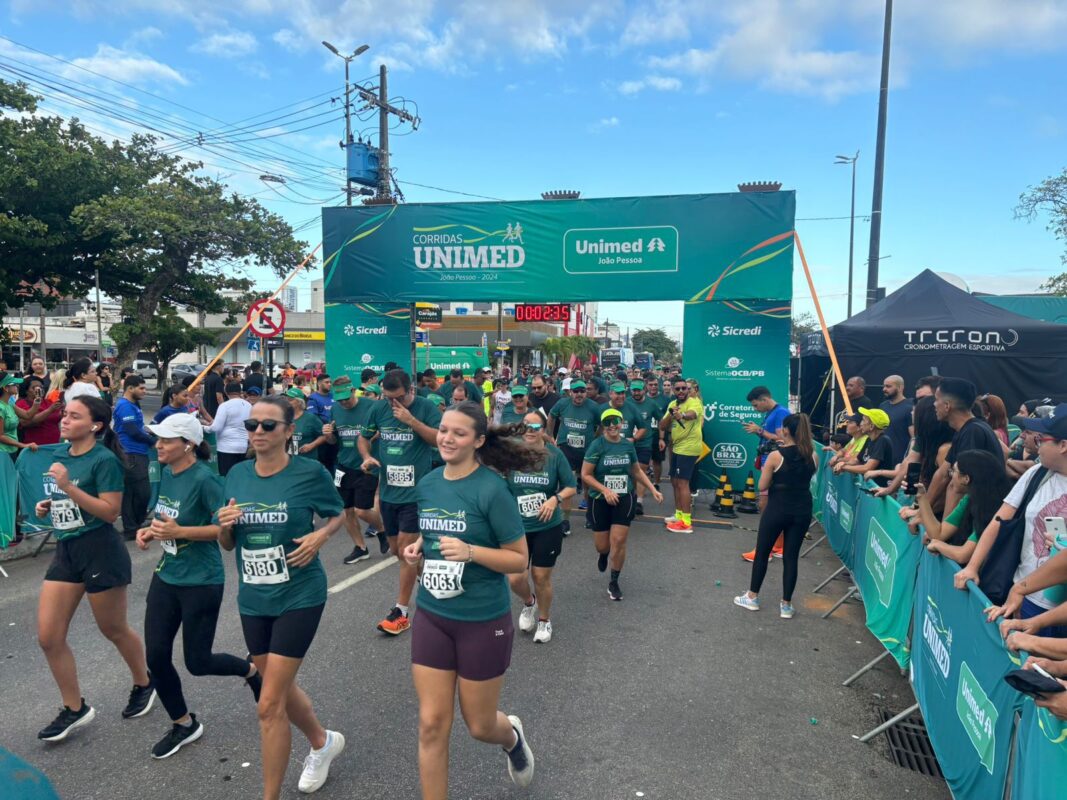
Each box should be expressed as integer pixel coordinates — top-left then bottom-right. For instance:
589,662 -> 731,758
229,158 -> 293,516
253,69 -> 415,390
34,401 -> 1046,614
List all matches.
749,503 -> 812,602
144,575 -> 249,721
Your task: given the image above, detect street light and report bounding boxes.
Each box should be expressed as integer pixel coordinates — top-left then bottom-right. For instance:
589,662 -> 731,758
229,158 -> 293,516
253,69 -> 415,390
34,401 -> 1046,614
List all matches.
322,40 -> 370,206
835,151 -> 859,318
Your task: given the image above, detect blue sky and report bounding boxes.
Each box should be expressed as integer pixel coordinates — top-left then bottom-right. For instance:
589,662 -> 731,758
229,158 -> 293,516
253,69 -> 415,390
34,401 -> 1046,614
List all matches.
3,1 -> 1066,342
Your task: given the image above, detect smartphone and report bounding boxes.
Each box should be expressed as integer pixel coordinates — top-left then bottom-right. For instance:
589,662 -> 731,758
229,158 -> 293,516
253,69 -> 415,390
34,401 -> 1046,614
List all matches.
904,462 -> 922,496
1045,517 -> 1067,539
1004,666 -> 1066,698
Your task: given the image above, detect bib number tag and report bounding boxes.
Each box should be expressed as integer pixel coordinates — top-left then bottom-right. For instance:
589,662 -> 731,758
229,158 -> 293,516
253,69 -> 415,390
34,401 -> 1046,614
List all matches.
50,497 -> 84,531
160,539 -> 178,555
566,433 -> 585,449
422,560 -> 465,599
289,437 -> 300,456
605,475 -> 629,493
518,492 -> 547,518
334,468 -> 345,488
241,545 -> 290,585
387,464 -> 415,487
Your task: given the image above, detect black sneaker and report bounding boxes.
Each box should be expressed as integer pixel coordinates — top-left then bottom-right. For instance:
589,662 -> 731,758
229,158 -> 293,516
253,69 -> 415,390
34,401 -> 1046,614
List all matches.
122,680 -> 157,719
597,553 -> 608,573
635,502 -> 644,516
151,715 -> 204,759
343,546 -> 370,565
377,531 -> 390,555
608,580 -> 623,601
38,701 -> 95,742
245,654 -> 262,703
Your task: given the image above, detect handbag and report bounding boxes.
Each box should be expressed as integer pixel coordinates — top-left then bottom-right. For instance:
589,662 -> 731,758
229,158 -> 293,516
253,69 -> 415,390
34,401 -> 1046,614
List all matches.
979,466 -> 1048,606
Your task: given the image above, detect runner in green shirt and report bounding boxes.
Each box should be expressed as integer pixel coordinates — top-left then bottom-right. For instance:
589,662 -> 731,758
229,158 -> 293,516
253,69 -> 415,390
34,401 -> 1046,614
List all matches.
216,395 -> 346,798
286,389 -> 326,460
137,413 -> 260,760
358,369 -> 442,636
548,380 -> 602,528
607,381 -> 651,515
33,394 -> 154,744
660,377 -> 704,533
583,407 -> 662,601
505,411 -> 578,643
644,375 -> 670,487
500,384 -> 533,425
402,401 -> 536,794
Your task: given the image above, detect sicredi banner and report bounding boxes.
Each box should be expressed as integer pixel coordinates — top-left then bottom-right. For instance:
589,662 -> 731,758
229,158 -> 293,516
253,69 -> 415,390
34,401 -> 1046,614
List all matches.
682,299 -> 791,489
324,302 -> 412,384
322,193 -> 795,304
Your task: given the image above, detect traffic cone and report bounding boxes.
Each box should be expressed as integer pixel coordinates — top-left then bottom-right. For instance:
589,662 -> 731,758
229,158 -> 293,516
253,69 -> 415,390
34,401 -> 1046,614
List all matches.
738,471 -> 759,514
714,482 -> 738,519
711,471 -> 727,512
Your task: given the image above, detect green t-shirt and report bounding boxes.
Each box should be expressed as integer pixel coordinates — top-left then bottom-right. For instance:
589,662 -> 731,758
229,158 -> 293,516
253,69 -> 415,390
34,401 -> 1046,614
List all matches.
151,461 -> 226,586
290,413 -> 324,459
583,436 -> 639,498
646,393 -> 670,442
445,380 -> 483,404
362,395 -> 442,504
628,396 -> 660,452
550,397 -> 602,451
611,400 -> 652,450
332,399 -> 379,469
943,495 -> 979,542
505,445 -> 577,532
220,456 -> 343,616
0,401 -> 19,453
39,443 -> 125,540
415,465 -> 525,622
500,401 -> 534,425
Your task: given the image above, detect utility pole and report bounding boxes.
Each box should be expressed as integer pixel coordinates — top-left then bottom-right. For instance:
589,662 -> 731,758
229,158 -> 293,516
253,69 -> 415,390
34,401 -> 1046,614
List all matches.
94,268 -> 104,361
866,0 -> 893,307
835,151 -> 859,318
321,41 -> 369,206
354,65 -> 420,204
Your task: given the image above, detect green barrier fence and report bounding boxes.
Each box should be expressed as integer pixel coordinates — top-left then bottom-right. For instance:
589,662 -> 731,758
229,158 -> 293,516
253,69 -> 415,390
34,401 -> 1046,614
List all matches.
0,451 -> 16,547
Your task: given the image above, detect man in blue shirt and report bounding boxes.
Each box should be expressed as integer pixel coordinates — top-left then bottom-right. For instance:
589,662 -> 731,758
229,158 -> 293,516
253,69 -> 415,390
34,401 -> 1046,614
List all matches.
306,372 -> 336,471
112,373 -> 154,539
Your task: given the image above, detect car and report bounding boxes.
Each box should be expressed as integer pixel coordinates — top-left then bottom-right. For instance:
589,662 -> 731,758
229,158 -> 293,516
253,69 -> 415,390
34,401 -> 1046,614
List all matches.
171,363 -> 208,383
131,359 -> 158,380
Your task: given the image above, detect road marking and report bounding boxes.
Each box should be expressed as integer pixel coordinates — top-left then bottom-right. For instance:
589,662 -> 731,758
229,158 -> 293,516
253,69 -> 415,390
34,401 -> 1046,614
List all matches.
328,558 -> 396,594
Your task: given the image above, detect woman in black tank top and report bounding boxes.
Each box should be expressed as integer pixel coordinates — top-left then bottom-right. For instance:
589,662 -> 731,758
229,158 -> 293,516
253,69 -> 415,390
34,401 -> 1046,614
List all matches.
734,413 -> 817,619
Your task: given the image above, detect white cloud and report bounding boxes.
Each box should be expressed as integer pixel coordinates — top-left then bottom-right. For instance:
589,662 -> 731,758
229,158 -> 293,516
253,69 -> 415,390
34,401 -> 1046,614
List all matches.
618,75 -> 682,94
588,115 -> 620,133
191,31 -> 258,58
124,26 -> 164,48
70,44 -> 189,86
621,0 -> 694,46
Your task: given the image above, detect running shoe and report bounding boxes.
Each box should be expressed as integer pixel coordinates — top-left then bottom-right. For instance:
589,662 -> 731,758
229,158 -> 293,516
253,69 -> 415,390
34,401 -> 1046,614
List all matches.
38,701 -> 95,742
607,580 -> 623,601
298,730 -> 346,793
518,600 -> 539,633
376,531 -> 389,555
504,715 -> 535,787
740,548 -> 773,563
533,620 -> 552,644
665,519 -> 693,534
597,552 -> 608,573
634,501 -> 644,516
122,680 -> 157,718
578,498 -> 588,510
733,594 -> 761,611
151,715 -> 204,759
561,520 -> 571,537
377,606 -> 410,635
771,547 -> 785,559
663,515 -> 679,526
780,601 -> 795,619
343,546 -> 370,565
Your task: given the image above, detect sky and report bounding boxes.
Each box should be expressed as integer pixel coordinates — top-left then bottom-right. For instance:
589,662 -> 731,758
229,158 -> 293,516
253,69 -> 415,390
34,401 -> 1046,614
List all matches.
3,0 -> 1066,345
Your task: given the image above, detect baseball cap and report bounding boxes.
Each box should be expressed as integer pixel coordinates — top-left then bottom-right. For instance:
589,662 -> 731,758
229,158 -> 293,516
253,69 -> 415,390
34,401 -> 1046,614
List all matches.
146,413 -> 204,445
610,382 -> 627,393
561,378 -> 572,391
842,412 -> 864,425
363,383 -> 381,396
557,367 -> 568,375
285,388 -> 304,399
630,380 -> 645,390
601,407 -> 624,423
1019,403 -> 1067,439
859,407 -> 890,430
511,385 -> 528,396
427,393 -> 445,406
245,386 -> 262,396
0,374 -> 23,389
332,377 -> 354,400
570,380 -> 586,390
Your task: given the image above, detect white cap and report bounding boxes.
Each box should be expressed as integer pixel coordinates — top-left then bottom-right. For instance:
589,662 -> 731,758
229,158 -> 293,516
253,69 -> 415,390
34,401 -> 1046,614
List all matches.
557,367 -> 567,375
561,378 -> 572,391
146,413 -> 204,445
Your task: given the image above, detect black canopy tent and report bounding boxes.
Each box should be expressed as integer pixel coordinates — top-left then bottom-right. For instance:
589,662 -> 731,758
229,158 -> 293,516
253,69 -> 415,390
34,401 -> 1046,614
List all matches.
829,270 -> 1067,411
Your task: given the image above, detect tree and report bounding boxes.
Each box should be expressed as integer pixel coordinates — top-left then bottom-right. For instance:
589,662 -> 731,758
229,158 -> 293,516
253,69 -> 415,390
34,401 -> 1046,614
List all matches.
631,328 -> 679,363
791,311 -> 820,350
109,304 -> 217,388
1016,169 -> 1067,293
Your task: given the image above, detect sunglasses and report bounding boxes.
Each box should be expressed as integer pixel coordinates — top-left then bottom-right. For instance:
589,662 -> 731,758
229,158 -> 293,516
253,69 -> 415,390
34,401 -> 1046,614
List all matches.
526,423 -> 544,431
244,419 -> 283,432
602,418 -> 622,427
571,388 -> 587,394
673,386 -> 688,392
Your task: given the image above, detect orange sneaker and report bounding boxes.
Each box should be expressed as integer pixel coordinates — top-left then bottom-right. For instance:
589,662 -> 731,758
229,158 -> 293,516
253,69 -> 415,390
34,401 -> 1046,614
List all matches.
771,546 -> 785,559
741,549 -> 773,563
666,519 -> 693,533
377,607 -> 410,635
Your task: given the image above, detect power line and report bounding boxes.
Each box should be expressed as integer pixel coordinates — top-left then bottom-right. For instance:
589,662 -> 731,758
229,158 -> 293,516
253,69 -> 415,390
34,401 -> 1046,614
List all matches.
396,180 -> 505,201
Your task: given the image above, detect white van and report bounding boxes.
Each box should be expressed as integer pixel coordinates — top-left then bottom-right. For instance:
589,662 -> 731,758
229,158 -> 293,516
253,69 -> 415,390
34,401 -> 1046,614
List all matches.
132,359 -> 158,380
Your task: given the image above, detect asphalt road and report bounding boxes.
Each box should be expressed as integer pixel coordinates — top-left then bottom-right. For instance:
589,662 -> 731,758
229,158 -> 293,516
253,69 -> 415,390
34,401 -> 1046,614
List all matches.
0,490 -> 950,800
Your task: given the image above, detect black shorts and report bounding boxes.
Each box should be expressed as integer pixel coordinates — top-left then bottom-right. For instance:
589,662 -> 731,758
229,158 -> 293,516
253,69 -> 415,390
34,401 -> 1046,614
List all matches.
558,444 -> 586,474
336,466 -> 378,510
241,604 -> 325,659
591,493 -> 636,530
635,449 -> 652,466
670,453 -> 698,480
44,525 -> 131,593
651,440 -> 665,463
381,500 -> 419,538
411,607 -> 513,681
526,524 -> 564,568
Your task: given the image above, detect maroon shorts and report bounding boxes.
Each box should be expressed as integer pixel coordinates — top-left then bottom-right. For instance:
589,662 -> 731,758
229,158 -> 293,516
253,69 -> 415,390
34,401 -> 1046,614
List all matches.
411,607 -> 514,681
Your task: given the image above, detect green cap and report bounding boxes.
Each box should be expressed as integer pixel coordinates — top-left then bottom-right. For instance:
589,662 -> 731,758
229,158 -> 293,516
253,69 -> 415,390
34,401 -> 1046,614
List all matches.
285,388 -> 304,399
363,383 -> 381,395
332,383 -> 354,400
610,382 -> 626,393
569,380 -> 587,390
427,394 -> 445,406
601,407 -> 624,422
511,385 -> 528,396
0,374 -> 24,389
630,380 -> 645,390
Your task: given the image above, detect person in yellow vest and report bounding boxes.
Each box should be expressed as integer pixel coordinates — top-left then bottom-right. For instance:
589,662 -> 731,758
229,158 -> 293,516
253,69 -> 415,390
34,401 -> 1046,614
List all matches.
660,376 -> 704,534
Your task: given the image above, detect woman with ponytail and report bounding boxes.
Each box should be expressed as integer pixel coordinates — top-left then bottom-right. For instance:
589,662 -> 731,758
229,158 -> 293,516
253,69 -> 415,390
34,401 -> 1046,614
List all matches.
734,413 -> 818,619
402,401 -> 539,798
33,395 -> 155,743
63,358 -> 101,406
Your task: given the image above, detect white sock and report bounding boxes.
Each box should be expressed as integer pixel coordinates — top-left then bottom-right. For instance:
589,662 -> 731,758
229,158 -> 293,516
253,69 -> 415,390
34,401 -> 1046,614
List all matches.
397,604 -> 409,616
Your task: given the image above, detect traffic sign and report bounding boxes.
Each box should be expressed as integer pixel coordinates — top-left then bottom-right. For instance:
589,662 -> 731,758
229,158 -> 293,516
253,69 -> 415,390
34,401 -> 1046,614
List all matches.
247,298 -> 286,338
266,337 -> 285,349
247,337 -> 261,352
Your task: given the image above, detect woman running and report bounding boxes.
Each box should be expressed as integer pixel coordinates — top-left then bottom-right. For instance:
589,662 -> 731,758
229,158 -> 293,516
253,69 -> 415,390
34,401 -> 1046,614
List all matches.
136,413 -> 262,759
582,407 -> 663,601
505,410 -> 577,643
216,395 -> 346,799
34,395 -> 155,742
402,401 -> 537,799
734,414 -> 818,618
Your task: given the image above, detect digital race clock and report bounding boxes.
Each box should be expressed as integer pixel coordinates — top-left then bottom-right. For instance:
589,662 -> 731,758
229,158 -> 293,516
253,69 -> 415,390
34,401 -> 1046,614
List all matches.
514,303 -> 572,323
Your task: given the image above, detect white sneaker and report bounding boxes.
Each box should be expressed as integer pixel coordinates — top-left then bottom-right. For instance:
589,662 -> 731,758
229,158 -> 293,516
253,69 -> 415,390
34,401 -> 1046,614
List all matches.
733,594 -> 761,612
298,730 -> 345,793
518,600 -> 538,633
504,715 -> 535,787
533,620 -> 552,643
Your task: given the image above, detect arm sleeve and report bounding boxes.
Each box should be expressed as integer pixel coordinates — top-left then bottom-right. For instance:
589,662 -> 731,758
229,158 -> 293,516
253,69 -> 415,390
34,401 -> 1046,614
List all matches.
206,402 -> 228,434
944,495 -> 970,528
